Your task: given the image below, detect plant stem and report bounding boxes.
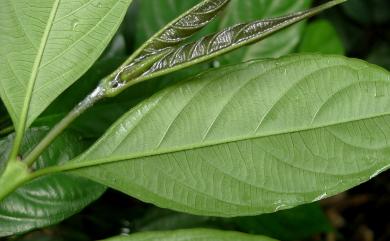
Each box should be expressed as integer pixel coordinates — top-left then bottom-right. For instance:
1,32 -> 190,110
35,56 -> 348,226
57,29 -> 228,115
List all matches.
0,159 -> 29,202
23,86 -> 106,167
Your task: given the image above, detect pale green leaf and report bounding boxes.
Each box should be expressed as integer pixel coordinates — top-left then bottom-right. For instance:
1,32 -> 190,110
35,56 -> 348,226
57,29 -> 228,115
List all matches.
0,0 -> 133,136
65,54 -> 390,216
101,229 -> 277,241
0,128 -> 105,237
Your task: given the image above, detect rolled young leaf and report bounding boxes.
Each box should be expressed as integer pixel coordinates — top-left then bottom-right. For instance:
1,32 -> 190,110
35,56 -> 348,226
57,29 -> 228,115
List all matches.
106,0 -> 231,90
101,0 -> 346,97
45,54 -> 390,217
100,229 -> 277,241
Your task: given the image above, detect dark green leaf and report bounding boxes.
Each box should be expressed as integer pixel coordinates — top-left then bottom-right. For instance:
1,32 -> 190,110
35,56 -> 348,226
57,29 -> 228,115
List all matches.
134,204 -> 332,241
298,19 -> 345,55
367,42 -> 390,71
233,203 -> 332,240
0,128 -> 105,237
342,0 -> 390,24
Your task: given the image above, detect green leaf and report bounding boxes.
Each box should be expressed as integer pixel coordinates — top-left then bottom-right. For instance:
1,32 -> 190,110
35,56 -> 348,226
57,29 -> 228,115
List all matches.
102,1 -> 345,97
61,54 -> 390,217
0,128 -> 105,237
298,19 -> 345,55
233,203 -> 332,240
134,204 -> 332,241
101,229 -> 277,241
342,0 -> 390,24
0,0 -> 133,153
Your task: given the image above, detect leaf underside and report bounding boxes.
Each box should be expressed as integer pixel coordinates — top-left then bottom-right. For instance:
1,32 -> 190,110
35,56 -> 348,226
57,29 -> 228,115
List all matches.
69,54 -> 390,216
0,0 -> 133,131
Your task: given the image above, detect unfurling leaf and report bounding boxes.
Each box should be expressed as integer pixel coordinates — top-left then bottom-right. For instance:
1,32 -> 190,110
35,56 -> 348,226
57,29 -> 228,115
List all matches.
104,0 -> 230,93
101,0 -> 346,97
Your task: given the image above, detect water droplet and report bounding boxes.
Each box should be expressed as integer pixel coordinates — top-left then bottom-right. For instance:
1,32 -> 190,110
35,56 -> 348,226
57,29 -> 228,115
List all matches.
275,204 -> 288,212
120,227 -> 131,235
98,3 -> 102,8
313,192 -> 328,202
212,60 -> 221,68
71,19 -> 79,31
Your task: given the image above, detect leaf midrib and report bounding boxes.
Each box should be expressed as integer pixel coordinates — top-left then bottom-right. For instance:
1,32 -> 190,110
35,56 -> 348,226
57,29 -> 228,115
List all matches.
62,110 -> 390,172
10,0 -> 61,158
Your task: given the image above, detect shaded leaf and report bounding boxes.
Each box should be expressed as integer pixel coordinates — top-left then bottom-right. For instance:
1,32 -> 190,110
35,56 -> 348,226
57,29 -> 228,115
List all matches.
101,229 -> 277,241
342,0 -> 390,24
134,203 -> 332,241
65,54 -> 390,216
367,42 -> 390,71
298,19 -> 345,55
0,128 -> 105,237
233,203 -> 333,240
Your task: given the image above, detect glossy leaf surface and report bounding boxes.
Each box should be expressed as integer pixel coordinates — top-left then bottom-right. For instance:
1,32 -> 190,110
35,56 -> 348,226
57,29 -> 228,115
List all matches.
135,0 -> 230,57
102,229 -> 277,241
0,128 -> 105,237
0,0 -> 133,133
69,54 -> 390,216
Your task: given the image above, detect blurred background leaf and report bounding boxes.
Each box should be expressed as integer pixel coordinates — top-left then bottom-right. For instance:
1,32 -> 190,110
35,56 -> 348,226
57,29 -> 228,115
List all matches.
298,19 -> 345,54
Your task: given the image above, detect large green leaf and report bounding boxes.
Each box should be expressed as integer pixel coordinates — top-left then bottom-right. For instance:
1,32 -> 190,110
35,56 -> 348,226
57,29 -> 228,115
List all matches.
63,54 -> 390,216
0,0 -> 133,137
101,229 -> 277,241
0,128 -> 105,237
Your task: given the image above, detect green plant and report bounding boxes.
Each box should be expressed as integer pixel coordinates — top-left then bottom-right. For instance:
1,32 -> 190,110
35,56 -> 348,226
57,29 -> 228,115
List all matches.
1,0 -> 389,240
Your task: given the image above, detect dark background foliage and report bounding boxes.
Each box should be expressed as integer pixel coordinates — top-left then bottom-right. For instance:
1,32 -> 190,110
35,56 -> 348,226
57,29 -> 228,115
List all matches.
1,0 -> 389,240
